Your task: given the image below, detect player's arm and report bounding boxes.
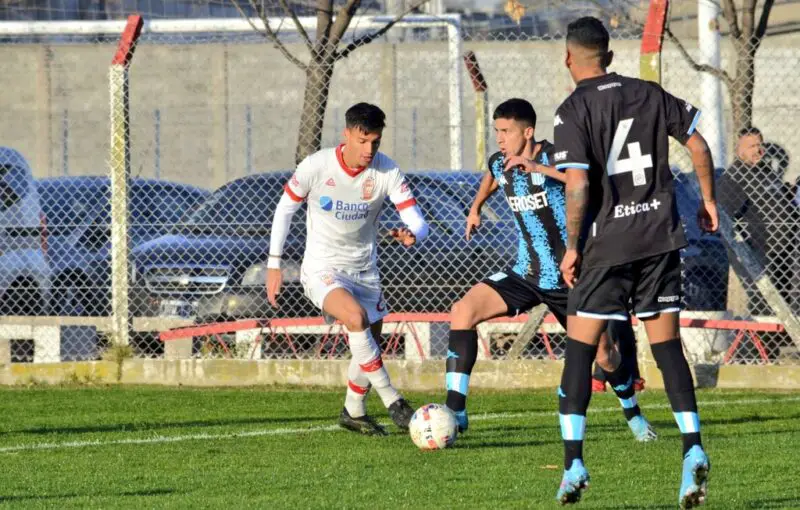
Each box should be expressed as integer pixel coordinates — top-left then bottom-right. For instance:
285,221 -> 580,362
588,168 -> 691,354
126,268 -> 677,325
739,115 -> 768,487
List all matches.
553,104 -> 592,288
266,163 -> 312,307
466,171 -> 499,240
535,163 -> 567,184
388,171 -> 429,248
686,131 -> 718,232
662,88 -> 719,233
504,156 -> 566,184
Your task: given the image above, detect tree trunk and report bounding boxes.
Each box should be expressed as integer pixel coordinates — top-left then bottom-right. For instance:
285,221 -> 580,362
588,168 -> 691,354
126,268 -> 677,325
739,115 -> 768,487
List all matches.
294,52 -> 335,164
729,39 -> 757,138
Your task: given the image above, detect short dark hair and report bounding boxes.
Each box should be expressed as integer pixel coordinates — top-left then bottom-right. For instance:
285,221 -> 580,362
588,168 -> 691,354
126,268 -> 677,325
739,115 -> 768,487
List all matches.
493,98 -> 537,128
345,103 -> 385,133
738,126 -> 762,139
566,16 -> 610,54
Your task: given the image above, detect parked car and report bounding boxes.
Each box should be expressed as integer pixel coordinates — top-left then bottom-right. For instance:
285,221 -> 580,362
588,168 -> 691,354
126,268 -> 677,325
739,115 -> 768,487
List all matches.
0,147 -> 51,315
131,172 -> 513,320
39,176 -> 210,315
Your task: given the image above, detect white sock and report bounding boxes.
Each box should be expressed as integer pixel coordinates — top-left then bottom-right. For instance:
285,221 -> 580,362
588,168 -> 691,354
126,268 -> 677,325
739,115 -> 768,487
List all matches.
347,328 -> 402,408
344,357 -> 371,418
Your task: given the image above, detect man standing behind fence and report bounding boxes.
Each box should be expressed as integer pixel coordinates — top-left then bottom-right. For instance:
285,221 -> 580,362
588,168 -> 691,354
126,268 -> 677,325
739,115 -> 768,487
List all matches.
553,17 -> 718,507
266,103 -> 428,435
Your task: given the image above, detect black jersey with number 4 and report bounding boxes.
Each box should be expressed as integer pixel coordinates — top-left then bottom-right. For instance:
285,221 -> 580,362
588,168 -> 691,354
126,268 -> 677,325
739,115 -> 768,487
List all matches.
553,72 -> 700,269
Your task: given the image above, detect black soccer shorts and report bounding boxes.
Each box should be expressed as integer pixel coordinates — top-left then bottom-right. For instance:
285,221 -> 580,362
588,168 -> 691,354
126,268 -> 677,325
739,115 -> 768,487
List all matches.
567,250 -> 682,321
481,270 -> 568,328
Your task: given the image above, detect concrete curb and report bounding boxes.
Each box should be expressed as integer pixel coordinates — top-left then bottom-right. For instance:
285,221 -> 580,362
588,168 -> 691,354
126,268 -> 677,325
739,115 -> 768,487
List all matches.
1,359 -> 799,389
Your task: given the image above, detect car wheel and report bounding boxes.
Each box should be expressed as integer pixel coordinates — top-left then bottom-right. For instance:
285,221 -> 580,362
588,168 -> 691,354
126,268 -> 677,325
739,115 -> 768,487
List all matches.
0,278 -> 44,316
53,273 -> 94,316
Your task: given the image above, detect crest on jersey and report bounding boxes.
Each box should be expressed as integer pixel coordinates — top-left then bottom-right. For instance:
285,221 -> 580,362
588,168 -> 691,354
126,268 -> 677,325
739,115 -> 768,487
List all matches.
530,172 -> 545,186
361,176 -> 376,200
290,174 -> 300,187
319,272 -> 336,287
400,181 -> 410,194
326,178 -> 336,187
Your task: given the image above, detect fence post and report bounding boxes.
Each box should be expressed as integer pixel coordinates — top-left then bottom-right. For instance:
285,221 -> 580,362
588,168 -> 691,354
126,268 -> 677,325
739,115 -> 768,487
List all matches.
108,15 -> 143,347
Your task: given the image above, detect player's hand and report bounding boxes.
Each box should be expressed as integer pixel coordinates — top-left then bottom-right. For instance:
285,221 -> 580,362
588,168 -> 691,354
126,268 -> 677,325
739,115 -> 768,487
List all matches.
389,227 -> 417,247
560,249 -> 581,289
504,155 -> 537,174
697,200 -> 719,233
465,210 -> 481,241
266,268 -> 283,308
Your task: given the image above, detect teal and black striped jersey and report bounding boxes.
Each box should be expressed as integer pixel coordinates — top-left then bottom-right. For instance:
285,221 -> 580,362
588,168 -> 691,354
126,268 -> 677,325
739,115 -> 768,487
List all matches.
488,141 -> 567,290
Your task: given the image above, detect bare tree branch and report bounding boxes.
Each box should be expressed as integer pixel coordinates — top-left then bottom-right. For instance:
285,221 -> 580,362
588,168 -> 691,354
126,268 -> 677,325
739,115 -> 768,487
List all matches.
720,0 -> 741,40
665,27 -> 733,89
740,0 -> 756,38
329,0 -> 362,46
335,0 -> 430,61
231,0 -> 308,71
754,0 -> 775,40
278,0 -> 314,52
315,0 -> 334,48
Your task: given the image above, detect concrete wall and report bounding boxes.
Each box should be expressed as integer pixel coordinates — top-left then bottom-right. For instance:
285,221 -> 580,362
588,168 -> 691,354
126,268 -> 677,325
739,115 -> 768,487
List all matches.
1,35 -> 799,188
3,358 -> 800,389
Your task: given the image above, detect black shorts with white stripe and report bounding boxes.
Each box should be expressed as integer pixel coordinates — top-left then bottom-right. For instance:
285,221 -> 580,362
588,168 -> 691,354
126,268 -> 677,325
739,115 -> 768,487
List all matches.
567,250 -> 682,321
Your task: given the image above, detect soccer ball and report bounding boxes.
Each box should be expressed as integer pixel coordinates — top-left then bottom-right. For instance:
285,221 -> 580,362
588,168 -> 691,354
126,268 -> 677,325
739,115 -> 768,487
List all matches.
409,403 -> 458,450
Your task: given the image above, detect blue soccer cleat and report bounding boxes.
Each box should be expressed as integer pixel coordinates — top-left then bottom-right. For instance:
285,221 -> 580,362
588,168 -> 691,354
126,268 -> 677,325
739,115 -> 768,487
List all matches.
628,415 -> 658,442
453,409 -> 468,433
679,445 -> 710,509
556,459 -> 590,505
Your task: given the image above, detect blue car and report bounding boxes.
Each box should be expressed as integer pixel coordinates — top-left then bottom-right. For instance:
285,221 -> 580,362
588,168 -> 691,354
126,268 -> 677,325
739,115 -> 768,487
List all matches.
39,176 -> 210,315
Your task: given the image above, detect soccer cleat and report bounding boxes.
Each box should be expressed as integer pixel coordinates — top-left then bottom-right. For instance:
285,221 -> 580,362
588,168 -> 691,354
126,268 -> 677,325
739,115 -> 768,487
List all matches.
634,378 -> 646,392
338,408 -> 388,436
388,398 -> 414,430
556,459 -> 590,505
591,378 -> 607,393
627,415 -> 657,442
453,409 -> 469,433
679,445 -> 710,509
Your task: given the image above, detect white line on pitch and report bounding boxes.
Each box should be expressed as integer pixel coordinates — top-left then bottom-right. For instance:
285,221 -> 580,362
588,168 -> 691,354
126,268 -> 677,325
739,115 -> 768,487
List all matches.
0,396 -> 797,454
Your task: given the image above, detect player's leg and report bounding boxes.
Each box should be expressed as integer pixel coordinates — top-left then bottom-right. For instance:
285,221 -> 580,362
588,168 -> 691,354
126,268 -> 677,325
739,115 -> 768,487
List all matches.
301,268 -> 388,435
600,320 -> 656,442
341,319 -> 382,422
635,251 -> 708,507
556,265 -> 631,504
350,275 -> 415,429
591,362 -> 607,392
447,272 -> 535,431
613,320 -> 645,391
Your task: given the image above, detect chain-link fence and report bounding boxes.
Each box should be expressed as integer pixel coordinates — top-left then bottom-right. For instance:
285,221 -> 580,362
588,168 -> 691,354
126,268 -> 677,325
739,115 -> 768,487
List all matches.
0,1 -> 798,367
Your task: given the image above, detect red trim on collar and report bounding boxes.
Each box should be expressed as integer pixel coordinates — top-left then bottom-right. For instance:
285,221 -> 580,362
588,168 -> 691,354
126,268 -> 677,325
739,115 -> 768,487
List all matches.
336,144 -> 367,178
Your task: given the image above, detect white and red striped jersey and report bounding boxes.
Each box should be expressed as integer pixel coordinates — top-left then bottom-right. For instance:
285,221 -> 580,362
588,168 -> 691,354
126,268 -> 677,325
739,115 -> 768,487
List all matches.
284,145 -> 417,272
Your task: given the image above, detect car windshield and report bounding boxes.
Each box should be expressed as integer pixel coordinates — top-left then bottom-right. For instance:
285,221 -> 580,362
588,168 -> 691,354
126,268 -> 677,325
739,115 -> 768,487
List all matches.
183,174 -> 303,232
39,182 -> 104,227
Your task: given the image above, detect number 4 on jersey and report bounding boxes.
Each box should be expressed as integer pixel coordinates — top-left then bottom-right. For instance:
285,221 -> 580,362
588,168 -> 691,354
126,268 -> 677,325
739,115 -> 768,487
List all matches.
606,118 -> 653,187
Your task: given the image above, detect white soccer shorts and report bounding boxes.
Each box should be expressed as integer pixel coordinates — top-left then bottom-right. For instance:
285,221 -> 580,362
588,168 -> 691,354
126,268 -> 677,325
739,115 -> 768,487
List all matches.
300,264 -> 388,325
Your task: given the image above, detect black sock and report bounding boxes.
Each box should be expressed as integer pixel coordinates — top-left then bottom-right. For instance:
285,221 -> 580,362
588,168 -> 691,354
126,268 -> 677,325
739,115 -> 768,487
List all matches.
559,338 -> 598,469
592,363 -> 606,382
445,329 -> 478,413
610,320 -> 641,380
651,338 -> 702,455
603,362 -> 641,421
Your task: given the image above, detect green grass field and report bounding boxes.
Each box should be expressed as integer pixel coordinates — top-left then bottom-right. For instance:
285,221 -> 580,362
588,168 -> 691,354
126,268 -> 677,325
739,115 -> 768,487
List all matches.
0,385 -> 798,509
